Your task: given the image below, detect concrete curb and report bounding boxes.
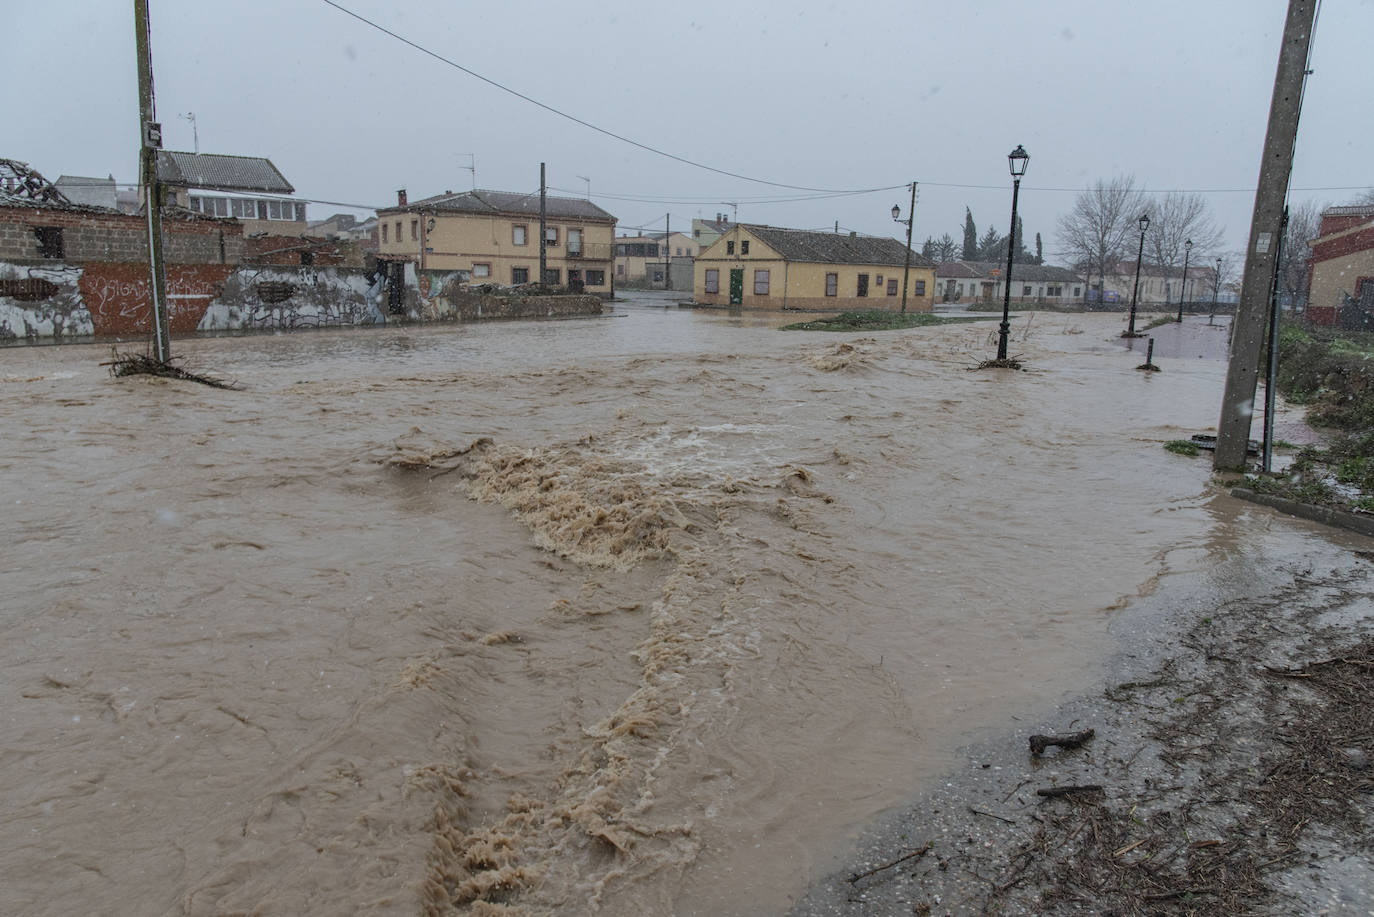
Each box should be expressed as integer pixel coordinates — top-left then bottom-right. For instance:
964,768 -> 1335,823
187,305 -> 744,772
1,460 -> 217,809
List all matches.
1231,487 -> 1374,538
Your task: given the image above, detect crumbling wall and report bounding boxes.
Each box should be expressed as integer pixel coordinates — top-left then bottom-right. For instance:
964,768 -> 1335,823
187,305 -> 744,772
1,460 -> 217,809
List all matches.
198,266 -> 384,331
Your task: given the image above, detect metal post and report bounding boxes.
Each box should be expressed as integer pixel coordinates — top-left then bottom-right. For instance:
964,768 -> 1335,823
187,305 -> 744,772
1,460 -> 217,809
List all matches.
664,213 -> 671,290
901,181 -> 915,314
1216,0 -> 1317,470
135,0 -> 170,362
1176,240 -> 1192,323
1126,224 -> 1146,337
997,176 -> 1021,360
538,162 -> 547,286
1210,258 -> 1222,324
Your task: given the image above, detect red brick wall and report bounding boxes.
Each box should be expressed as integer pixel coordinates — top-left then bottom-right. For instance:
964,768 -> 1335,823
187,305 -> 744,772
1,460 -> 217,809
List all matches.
77,262 -> 235,335
0,204 -> 245,264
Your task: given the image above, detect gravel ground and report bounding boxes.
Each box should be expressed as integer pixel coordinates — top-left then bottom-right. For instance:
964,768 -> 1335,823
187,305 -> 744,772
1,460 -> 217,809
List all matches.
792,539 -> 1374,917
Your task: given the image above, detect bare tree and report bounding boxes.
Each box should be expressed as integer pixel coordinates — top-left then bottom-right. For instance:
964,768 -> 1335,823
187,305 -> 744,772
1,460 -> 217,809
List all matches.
1144,193 -> 1226,302
1277,199 -> 1322,311
1055,176 -> 1142,304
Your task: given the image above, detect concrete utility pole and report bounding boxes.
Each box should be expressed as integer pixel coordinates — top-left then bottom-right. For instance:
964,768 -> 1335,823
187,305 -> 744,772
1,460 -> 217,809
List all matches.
135,0 -> 170,362
1214,0 -> 1317,470
664,213 -> 670,290
539,162 -> 547,285
900,181 -> 916,314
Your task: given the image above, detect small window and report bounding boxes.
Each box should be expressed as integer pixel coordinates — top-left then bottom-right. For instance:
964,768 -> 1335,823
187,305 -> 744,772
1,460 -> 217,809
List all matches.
395,221 -> 402,240
914,280 -> 926,296
616,263 -> 625,275
411,219 -> 418,241
857,274 -> 869,297
1074,286 -> 1082,297
676,247 -> 682,256
513,225 -> 527,246
876,275 -> 884,286
543,268 -> 561,284
300,251 -> 314,266
295,203 -> 306,222
381,223 -> 388,242
544,227 -> 559,246
585,270 -> 605,285
1023,285 -> 1032,296
34,226 -> 64,259
741,240 -> 750,255
887,279 -> 898,296
567,228 -> 583,255
754,269 -> 769,295
231,199 -> 254,219
705,269 -> 720,293
726,240 -> 735,255
473,263 -> 491,278
652,270 -> 664,283
512,266 -> 530,284
825,272 -> 838,297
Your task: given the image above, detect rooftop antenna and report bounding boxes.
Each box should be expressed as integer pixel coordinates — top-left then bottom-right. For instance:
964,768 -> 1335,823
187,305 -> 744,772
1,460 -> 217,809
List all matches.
459,153 -> 475,189
721,201 -> 737,223
180,111 -> 198,154
576,175 -> 591,199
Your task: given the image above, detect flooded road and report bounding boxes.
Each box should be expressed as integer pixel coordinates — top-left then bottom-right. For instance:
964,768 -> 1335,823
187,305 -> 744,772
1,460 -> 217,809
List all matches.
0,299 -> 1335,915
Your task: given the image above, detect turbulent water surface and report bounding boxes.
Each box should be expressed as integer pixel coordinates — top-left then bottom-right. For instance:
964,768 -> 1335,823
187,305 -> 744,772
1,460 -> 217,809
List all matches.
0,298 -> 1310,915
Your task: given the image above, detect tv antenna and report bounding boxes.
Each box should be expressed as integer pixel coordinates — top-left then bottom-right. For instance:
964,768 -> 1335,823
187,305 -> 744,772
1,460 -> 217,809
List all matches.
459,153 -> 475,189
576,175 -> 591,199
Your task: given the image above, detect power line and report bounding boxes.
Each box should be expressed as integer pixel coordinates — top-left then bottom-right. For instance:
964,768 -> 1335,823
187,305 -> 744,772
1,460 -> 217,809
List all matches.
319,0 -> 901,196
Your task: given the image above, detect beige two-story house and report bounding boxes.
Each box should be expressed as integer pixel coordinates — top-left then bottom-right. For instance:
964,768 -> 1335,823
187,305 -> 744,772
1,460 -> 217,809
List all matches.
376,189 -> 616,295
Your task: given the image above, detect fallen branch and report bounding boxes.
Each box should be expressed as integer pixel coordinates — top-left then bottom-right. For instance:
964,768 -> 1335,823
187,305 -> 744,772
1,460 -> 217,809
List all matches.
1029,728 -> 1095,755
103,349 -> 238,390
968,806 -> 1016,825
1036,785 -> 1103,799
846,843 -> 933,883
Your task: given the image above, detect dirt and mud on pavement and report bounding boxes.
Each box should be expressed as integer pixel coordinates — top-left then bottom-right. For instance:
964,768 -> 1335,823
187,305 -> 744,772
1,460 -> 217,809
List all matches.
792,536 -> 1374,916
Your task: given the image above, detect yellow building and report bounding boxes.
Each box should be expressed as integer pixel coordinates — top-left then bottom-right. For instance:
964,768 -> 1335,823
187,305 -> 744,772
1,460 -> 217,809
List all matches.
376,189 -> 616,295
693,223 -> 936,310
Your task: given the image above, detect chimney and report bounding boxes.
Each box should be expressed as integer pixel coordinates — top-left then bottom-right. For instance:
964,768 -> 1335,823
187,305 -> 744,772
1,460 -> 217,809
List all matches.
445,190 -> 451,195
397,189 -> 407,206
849,231 -> 857,239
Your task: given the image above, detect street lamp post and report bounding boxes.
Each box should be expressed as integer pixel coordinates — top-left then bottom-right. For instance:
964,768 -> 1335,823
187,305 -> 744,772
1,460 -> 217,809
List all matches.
997,145 -> 1029,360
891,181 -> 916,314
1175,238 -> 1192,323
1125,212 -> 1150,337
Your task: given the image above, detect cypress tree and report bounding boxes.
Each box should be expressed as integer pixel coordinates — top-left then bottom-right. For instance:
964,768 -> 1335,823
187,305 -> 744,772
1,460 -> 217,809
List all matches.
962,208 -> 978,260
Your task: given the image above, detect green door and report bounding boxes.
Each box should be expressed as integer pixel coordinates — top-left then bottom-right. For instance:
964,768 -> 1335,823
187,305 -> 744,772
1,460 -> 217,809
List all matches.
729,269 -> 744,305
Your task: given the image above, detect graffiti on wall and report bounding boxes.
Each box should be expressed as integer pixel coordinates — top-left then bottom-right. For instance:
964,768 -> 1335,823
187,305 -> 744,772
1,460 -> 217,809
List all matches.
78,263 -> 234,335
0,263 -> 93,341
198,267 -> 384,331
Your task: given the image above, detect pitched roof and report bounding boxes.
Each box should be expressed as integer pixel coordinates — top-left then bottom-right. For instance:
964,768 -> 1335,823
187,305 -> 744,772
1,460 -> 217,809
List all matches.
737,224 -> 935,268
382,189 -> 615,222
156,151 -> 294,194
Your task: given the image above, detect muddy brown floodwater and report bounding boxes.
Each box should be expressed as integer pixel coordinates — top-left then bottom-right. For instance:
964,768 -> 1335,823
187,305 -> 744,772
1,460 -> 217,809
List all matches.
0,301 -> 1326,915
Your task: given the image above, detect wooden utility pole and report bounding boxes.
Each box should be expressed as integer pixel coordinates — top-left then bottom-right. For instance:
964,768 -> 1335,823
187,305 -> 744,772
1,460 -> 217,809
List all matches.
1214,0 -> 1316,469
539,162 -> 547,286
135,0 -> 171,362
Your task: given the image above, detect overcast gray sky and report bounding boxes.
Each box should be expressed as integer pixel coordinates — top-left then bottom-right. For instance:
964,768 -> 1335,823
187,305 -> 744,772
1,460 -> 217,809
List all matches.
13,1 -> 1373,259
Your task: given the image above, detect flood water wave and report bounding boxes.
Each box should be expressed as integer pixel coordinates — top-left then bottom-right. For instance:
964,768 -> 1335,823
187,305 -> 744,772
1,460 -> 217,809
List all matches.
0,305 -> 1300,915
